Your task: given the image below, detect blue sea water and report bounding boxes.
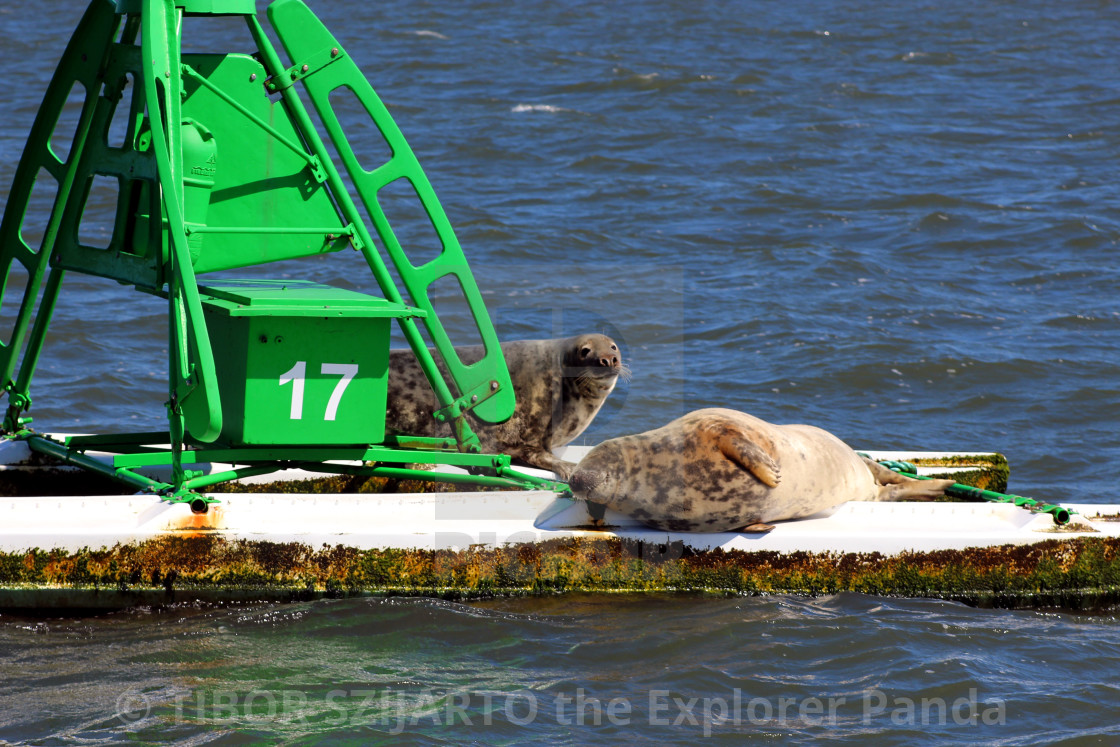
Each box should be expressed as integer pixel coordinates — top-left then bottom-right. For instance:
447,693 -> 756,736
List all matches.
2,0 -> 1120,743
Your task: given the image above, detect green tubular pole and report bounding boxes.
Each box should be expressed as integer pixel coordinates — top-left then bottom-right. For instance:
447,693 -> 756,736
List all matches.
495,465 -> 569,493
108,444 -> 507,470
12,266 -> 64,389
381,434 -> 460,453
301,462 -> 564,491
140,0 -> 224,460
944,484 -> 1072,526
110,448 -> 360,469
4,267 -> 64,429
65,431 -> 173,448
875,459 -> 1073,526
185,226 -> 351,235
26,434 -> 171,494
361,446 -> 509,468
71,440 -> 568,492
179,464 -> 283,492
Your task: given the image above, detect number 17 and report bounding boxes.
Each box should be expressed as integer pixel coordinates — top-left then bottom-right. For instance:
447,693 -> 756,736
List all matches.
278,361 -> 358,421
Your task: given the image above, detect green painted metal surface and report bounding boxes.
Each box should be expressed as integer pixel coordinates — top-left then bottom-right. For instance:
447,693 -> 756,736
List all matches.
197,280 -> 424,318
198,281 -> 416,446
179,54 -> 352,273
0,0 -> 534,502
114,0 -> 256,14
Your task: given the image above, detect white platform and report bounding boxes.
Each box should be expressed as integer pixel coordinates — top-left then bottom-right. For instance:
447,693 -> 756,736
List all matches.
1,487 -> 1113,556
1,438 -> 1108,556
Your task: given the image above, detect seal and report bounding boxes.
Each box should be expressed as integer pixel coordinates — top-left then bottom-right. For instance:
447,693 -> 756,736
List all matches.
385,334 -> 624,479
567,407 -> 954,532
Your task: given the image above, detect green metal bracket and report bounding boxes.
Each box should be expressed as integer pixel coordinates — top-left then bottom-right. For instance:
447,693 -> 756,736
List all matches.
264,44 -> 348,94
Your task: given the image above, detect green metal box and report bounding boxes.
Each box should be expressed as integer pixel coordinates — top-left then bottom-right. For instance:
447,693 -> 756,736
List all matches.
193,280 -> 420,447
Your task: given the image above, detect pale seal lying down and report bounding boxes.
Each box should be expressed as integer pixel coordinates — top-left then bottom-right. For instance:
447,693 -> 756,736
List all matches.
385,334 -> 624,479
567,407 -> 954,532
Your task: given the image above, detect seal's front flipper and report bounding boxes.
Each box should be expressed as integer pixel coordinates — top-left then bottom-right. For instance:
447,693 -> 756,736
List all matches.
739,522 -> 776,533
718,434 -> 781,488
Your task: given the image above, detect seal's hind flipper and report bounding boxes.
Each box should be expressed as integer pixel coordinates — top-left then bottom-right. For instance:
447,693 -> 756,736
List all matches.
861,456 -> 954,501
862,456 -> 910,485
718,434 -> 781,487
879,478 -> 955,502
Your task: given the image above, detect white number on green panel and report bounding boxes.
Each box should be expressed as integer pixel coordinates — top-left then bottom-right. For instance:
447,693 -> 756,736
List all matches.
279,361 -> 359,421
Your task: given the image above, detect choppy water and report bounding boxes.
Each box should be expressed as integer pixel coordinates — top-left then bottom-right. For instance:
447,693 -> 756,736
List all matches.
3,0 -> 1120,743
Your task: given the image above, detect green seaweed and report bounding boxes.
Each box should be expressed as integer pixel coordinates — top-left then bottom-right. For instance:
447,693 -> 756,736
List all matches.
907,453 -> 1010,494
2,535 -> 1119,612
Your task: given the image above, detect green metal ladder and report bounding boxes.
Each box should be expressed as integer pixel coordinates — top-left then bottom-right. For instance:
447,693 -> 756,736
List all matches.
0,0 -> 562,508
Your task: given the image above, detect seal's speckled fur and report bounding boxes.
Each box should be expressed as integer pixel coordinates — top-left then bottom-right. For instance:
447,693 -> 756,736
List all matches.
568,408 -> 954,532
386,334 -> 622,479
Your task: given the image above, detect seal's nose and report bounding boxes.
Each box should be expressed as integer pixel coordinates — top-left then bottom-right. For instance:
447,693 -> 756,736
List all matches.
568,469 -> 601,496
599,355 -> 619,368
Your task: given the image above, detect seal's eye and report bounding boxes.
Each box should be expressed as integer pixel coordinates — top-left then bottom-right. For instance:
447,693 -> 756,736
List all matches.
610,344 -> 617,351
580,346 -> 592,358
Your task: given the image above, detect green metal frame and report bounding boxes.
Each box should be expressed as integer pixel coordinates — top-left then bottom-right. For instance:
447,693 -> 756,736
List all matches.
22,431 -> 566,509
0,0 -> 557,504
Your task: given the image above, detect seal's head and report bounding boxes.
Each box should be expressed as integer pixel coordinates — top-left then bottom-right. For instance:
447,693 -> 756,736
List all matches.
568,440 -> 626,503
563,334 -> 626,397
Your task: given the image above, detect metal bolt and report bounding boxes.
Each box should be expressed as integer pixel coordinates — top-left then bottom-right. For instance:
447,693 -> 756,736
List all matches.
471,395 -> 479,403
331,47 -> 339,57
490,381 -> 499,390
301,64 -> 310,73
250,73 -> 257,82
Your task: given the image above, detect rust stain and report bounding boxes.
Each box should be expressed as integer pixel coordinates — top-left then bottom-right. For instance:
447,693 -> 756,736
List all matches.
167,505 -> 227,533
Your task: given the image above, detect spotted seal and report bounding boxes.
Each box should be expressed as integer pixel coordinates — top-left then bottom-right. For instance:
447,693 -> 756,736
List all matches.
385,334 -> 624,479
567,407 -> 954,532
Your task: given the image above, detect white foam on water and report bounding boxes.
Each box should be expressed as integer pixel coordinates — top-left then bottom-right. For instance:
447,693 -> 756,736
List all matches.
511,103 -> 569,114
